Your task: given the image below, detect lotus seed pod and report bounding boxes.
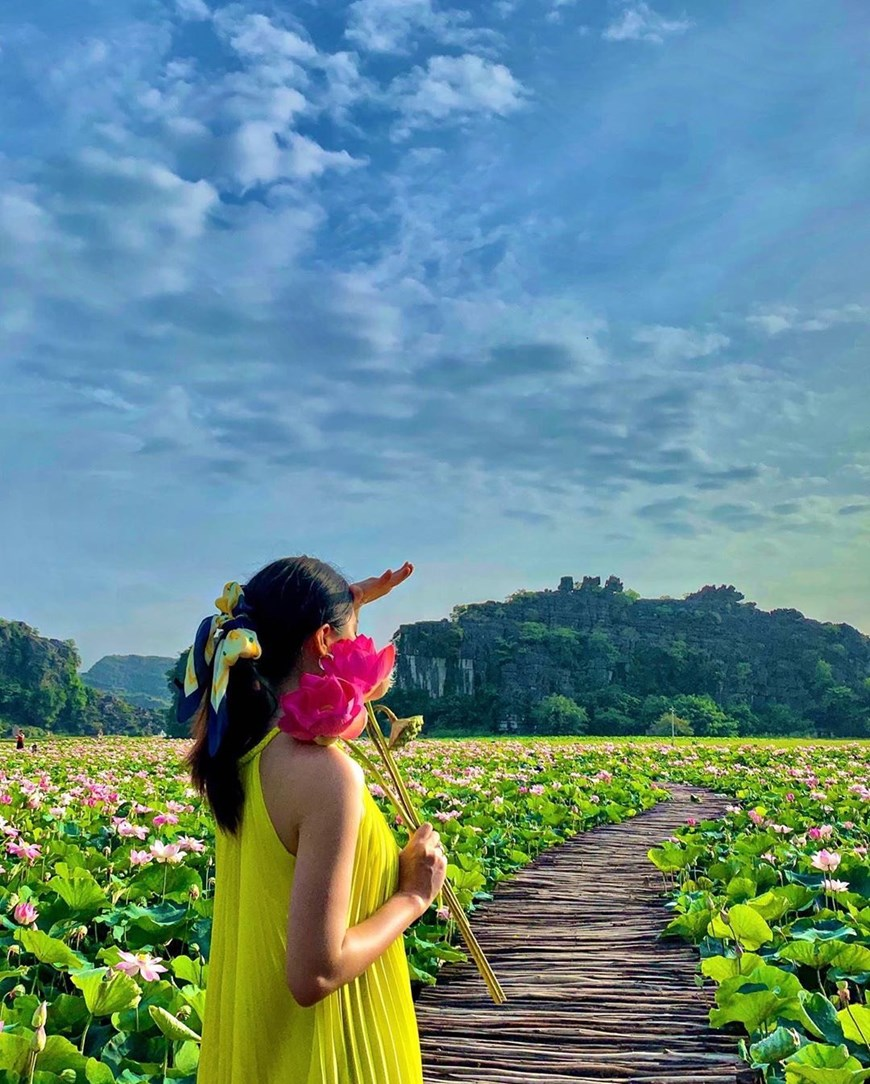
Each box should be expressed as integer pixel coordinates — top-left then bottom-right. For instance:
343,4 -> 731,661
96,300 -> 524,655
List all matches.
31,1000 -> 48,1028
6,944 -> 20,958
189,885 -> 201,901
60,1071 -> 77,1082
177,1004 -> 192,1019
9,983 -> 26,999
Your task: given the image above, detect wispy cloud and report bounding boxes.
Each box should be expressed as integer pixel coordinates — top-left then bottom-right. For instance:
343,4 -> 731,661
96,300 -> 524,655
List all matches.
603,2 -> 691,43
389,53 -> 528,137
346,0 -> 498,55
1,0 -> 869,662
747,304 -> 870,336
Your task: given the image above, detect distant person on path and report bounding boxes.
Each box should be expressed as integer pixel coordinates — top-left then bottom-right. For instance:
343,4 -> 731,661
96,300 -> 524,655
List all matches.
15,729 -> 24,750
182,557 -> 442,1084
29,742 -> 37,753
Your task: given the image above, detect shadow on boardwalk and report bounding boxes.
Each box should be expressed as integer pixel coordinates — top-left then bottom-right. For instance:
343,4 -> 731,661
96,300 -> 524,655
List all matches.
417,785 -> 749,1084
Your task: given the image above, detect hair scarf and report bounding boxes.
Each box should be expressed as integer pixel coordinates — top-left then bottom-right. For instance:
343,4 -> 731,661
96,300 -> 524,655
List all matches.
177,581 -> 262,757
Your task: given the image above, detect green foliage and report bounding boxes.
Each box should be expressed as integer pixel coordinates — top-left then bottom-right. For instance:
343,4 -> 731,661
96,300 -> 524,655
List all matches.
81,654 -> 175,709
647,713 -> 694,736
530,694 -> 588,736
0,619 -> 165,737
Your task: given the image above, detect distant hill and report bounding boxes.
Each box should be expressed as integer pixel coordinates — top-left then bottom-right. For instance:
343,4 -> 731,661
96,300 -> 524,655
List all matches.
0,620 -> 166,736
81,655 -> 175,710
385,576 -> 870,739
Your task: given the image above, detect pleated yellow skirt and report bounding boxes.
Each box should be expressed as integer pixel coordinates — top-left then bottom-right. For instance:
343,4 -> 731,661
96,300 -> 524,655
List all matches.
197,727 -> 424,1083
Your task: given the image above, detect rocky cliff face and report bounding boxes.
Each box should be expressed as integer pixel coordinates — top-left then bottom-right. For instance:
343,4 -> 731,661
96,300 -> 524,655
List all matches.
391,577 -> 870,719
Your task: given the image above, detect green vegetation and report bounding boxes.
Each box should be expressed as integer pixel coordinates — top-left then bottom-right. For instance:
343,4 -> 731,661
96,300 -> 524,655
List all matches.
81,655 -> 175,711
393,578 -> 870,739
0,620 -> 165,738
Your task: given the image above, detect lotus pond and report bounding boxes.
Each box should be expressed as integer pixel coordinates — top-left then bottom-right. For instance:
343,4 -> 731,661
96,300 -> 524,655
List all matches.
0,737 -> 867,1083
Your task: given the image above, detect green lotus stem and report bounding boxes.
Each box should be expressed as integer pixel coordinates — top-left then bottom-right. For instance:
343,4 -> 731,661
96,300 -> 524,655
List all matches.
358,701 -> 506,1005
340,737 -> 405,814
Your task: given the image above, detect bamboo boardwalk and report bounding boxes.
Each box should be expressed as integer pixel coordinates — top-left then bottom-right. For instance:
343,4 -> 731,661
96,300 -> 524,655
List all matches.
416,784 -> 749,1084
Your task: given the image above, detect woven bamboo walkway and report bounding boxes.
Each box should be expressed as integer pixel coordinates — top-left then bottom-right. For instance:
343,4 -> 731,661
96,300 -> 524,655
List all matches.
416,785 -> 748,1084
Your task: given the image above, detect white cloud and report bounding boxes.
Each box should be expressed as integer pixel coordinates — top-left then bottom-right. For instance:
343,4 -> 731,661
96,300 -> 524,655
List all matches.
747,303 -> 870,336
175,0 -> 211,21
634,325 -> 730,363
233,125 -> 365,188
391,53 -> 528,136
346,0 -> 489,54
603,2 -> 691,43
218,12 -> 317,63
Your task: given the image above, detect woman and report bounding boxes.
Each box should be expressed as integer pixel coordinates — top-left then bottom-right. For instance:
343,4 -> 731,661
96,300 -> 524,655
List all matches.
185,556 -> 447,1083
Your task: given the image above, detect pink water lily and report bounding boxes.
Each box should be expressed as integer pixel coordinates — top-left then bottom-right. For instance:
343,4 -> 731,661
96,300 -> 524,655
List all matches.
12,901 -> 38,925
149,841 -> 184,864
114,950 -> 168,982
277,673 -> 367,745
6,841 -> 41,864
176,836 -> 206,853
320,634 -> 396,701
117,821 -> 149,840
811,849 -> 842,873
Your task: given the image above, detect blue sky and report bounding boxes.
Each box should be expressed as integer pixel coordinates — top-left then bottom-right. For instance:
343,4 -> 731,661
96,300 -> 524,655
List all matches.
1,0 -> 868,670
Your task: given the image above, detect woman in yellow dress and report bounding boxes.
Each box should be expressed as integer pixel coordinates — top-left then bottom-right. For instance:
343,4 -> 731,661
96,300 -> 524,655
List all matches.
182,556 -> 446,1083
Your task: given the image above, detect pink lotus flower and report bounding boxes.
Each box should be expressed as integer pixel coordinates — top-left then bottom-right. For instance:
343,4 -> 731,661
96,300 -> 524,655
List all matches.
149,841 -> 184,865
117,821 -> 149,840
321,634 -> 396,701
686,817 -> 698,827
277,673 -> 367,745
152,813 -> 178,827
6,841 -> 41,864
129,850 -> 152,867
176,836 -> 206,853
13,901 -> 38,925
822,879 -> 849,893
811,849 -> 842,873
748,810 -> 765,826
113,950 -> 168,982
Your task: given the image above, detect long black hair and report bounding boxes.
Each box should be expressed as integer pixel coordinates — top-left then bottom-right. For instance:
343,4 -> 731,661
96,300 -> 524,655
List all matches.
184,556 -> 355,835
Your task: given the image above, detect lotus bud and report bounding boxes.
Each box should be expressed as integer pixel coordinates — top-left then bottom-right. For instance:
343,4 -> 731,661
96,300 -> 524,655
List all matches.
31,1000 -> 48,1028
30,1024 -> 46,1053
836,980 -> 851,1006
60,1071 -> 77,1082
189,885 -> 201,901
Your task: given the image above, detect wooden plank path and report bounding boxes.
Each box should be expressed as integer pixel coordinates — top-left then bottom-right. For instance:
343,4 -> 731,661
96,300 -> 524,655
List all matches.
416,785 -> 749,1084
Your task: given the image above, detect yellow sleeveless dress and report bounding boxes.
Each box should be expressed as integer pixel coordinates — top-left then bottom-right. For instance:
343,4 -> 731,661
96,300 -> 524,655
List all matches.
197,726 -> 424,1084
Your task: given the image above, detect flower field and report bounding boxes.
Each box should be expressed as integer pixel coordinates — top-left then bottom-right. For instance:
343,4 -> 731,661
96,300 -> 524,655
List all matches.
0,737 -> 867,1083
649,741 -> 870,1083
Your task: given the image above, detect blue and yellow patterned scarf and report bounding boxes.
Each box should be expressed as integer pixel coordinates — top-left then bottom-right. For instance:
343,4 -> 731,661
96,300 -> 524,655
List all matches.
177,581 -> 262,757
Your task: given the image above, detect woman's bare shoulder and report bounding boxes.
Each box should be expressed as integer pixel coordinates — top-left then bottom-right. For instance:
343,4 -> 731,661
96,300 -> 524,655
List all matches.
261,731 -> 364,813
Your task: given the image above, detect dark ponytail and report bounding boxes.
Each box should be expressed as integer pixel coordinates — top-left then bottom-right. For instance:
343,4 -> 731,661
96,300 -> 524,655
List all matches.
183,556 -> 354,835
